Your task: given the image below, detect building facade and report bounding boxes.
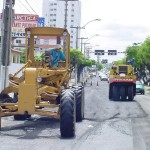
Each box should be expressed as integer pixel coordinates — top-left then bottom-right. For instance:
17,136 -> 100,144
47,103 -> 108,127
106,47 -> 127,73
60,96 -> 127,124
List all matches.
42,0 -> 81,49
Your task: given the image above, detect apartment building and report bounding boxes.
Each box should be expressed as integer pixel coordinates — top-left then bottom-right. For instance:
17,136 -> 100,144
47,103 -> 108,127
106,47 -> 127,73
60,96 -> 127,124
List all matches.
42,0 -> 81,49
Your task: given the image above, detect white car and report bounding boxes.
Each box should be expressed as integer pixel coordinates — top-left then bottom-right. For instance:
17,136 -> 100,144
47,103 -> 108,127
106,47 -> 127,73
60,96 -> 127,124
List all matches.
100,74 -> 108,81
92,72 -> 96,77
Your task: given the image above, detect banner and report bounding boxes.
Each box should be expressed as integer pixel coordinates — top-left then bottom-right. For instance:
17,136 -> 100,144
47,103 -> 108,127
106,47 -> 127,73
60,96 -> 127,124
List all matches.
12,14 -> 38,38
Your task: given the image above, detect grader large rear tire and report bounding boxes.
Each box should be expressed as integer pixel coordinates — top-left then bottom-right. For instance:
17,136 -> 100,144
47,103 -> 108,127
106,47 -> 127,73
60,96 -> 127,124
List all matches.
75,86 -> 84,122
60,90 -> 75,138
71,86 -> 84,122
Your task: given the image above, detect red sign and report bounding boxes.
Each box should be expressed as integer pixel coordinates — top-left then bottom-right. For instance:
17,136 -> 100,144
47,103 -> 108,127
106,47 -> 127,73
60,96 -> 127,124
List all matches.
14,14 -> 38,22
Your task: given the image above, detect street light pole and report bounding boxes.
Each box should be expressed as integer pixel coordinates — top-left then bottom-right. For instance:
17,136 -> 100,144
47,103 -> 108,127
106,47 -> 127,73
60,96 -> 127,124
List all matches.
78,37 -> 88,52
70,26 -> 83,49
82,19 -> 101,29
1,0 -> 14,90
82,43 -> 90,57
85,34 -> 100,43
71,18 -> 101,50
59,0 -> 78,54
59,0 -> 78,29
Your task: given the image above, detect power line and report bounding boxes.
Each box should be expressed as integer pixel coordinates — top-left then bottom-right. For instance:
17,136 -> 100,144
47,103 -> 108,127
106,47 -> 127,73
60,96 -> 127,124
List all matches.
18,0 -> 33,14
17,1 -> 27,14
25,0 -> 38,14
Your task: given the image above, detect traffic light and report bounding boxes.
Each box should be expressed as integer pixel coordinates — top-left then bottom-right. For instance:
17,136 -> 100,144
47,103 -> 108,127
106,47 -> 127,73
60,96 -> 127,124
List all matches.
108,50 -> 117,55
95,50 -> 105,55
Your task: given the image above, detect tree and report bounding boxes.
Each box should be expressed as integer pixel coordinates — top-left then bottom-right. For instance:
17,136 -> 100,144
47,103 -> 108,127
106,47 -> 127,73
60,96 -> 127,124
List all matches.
20,49 -> 26,63
70,48 -> 96,81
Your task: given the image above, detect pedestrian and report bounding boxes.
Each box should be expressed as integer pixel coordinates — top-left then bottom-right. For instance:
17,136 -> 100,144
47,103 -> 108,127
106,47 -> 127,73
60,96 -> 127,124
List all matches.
45,44 -> 66,67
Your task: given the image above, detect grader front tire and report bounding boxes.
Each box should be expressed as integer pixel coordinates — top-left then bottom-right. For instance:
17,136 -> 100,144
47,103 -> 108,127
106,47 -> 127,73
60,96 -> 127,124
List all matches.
60,91 -> 75,138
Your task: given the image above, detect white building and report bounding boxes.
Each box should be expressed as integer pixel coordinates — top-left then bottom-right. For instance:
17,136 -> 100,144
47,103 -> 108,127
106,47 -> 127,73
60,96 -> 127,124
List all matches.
42,0 -> 81,49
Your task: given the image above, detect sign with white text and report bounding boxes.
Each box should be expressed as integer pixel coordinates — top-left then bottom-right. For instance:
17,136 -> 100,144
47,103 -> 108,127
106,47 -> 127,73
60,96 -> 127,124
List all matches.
12,14 -> 38,37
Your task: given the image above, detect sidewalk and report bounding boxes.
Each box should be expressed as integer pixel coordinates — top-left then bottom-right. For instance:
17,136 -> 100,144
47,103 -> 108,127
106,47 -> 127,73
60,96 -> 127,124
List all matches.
145,86 -> 150,94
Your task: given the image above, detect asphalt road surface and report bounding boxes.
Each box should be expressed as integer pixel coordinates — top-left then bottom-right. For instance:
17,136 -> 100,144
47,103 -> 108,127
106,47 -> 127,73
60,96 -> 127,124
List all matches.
0,76 -> 150,150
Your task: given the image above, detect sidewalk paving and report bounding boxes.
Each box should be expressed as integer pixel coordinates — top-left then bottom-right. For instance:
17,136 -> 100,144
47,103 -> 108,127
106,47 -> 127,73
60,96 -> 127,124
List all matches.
144,86 -> 150,94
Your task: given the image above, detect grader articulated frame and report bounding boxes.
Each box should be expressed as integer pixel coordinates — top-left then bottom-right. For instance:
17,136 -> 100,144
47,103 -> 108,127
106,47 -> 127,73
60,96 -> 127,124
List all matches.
0,27 -> 84,137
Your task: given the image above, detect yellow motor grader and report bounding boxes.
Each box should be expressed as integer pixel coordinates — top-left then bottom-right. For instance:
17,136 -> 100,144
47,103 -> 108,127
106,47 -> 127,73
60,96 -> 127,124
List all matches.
0,27 -> 84,137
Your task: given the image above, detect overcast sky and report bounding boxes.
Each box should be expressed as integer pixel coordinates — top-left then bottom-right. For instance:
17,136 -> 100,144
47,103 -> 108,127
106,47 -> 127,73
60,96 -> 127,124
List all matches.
1,0 -> 150,62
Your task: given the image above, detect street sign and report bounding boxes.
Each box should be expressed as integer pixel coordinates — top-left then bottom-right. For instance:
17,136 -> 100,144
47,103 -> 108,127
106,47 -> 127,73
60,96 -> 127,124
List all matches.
108,50 -> 117,55
101,59 -> 108,64
38,17 -> 45,27
95,50 -> 105,55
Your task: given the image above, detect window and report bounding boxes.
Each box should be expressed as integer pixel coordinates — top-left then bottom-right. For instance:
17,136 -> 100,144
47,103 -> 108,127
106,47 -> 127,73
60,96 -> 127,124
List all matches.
71,36 -> 73,38
54,3 -> 57,5
71,20 -> 74,22
71,30 -> 73,33
71,15 -> 74,17
71,9 -> 74,12
53,19 -> 56,21
72,4 -> 74,6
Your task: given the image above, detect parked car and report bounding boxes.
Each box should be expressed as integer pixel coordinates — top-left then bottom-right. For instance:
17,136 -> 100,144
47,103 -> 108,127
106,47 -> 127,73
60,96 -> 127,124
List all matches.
100,74 -> 108,81
136,81 -> 145,94
92,72 -> 96,77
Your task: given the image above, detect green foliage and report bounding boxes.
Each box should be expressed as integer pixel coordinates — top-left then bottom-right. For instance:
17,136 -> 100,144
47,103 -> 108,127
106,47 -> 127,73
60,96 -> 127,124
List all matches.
126,44 -> 140,67
70,48 -> 93,68
20,49 -> 26,63
97,63 -> 103,70
139,37 -> 150,64
114,58 -> 126,65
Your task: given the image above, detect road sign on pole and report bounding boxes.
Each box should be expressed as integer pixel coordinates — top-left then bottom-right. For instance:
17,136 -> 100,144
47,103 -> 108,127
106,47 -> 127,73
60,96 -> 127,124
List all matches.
108,50 -> 117,55
101,59 -> 108,64
95,50 -> 105,55
38,17 -> 45,27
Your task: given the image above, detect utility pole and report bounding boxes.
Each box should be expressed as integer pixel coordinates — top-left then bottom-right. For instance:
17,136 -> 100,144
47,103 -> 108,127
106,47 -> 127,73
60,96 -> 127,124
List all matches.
82,42 -> 90,57
70,26 -> 83,49
0,0 -> 15,91
59,0 -> 78,85
78,37 -> 88,52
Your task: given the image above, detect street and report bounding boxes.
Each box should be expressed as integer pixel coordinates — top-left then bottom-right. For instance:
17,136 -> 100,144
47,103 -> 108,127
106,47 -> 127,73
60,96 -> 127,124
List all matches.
0,76 -> 150,150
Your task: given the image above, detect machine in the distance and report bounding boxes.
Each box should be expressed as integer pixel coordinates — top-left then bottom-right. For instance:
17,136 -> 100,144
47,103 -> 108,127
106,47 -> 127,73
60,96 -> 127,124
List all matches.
109,60 -> 136,101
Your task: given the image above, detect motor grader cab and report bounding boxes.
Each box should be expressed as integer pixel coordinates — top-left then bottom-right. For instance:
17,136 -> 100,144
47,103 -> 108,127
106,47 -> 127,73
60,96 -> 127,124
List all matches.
0,27 -> 84,138
109,63 -> 136,101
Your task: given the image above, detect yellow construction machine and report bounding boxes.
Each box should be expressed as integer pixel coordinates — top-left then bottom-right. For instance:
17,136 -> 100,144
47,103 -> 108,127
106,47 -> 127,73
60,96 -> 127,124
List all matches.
109,61 -> 136,101
0,27 -> 84,137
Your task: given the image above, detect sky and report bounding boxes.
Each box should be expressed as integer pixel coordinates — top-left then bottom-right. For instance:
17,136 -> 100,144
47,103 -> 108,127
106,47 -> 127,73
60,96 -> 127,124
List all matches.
1,0 -> 150,62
